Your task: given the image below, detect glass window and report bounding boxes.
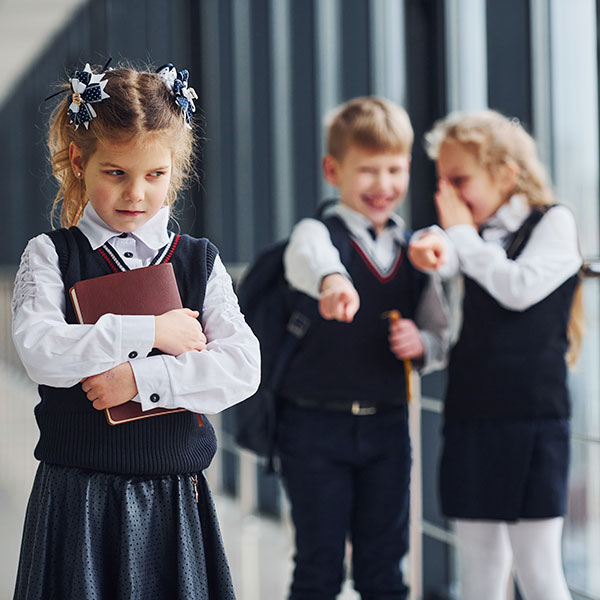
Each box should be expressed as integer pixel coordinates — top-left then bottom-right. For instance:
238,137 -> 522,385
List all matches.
564,437 -> 600,596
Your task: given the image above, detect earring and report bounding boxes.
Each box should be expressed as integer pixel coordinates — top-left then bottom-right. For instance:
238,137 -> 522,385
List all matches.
77,172 -> 82,178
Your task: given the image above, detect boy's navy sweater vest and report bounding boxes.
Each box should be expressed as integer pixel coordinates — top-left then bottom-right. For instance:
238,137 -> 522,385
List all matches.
445,211 -> 579,422
36,227 -> 218,475
280,223 -> 428,406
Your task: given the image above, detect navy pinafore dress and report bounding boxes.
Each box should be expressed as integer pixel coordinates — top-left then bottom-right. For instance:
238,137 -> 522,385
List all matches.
439,207 -> 579,521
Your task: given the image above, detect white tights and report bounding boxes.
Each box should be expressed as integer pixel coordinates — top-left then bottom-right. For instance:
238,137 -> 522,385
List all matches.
454,518 -> 571,600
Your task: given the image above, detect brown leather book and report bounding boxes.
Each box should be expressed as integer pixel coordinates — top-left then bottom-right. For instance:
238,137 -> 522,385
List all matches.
69,263 -> 188,425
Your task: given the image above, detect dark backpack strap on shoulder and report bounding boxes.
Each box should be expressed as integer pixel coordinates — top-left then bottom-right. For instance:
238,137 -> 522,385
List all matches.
505,205 -> 554,260
321,214 -> 352,265
268,210 -> 349,388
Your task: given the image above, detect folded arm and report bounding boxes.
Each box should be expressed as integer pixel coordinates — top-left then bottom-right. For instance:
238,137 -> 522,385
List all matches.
12,234 -> 155,387
129,256 -> 261,414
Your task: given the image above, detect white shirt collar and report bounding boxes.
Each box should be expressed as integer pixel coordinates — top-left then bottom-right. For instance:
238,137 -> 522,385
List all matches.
484,194 -> 531,233
332,202 -> 406,238
77,203 -> 171,250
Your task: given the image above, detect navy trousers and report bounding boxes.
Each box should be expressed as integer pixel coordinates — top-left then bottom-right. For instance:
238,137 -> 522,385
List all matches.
277,403 -> 411,600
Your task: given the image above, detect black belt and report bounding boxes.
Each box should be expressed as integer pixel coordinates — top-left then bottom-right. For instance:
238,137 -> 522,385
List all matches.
286,396 -> 400,416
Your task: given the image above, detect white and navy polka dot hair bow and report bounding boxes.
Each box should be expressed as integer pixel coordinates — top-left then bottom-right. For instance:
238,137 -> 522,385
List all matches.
157,63 -> 197,127
67,63 -> 110,129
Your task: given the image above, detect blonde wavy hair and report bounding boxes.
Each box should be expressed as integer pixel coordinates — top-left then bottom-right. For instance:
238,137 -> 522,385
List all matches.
48,63 -> 196,228
425,110 -> 584,366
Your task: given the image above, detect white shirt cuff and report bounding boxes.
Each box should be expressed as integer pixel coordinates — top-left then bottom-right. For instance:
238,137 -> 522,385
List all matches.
130,354 -> 173,410
118,314 -> 156,363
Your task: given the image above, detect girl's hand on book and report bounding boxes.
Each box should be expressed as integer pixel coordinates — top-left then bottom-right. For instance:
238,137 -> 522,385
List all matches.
81,363 -> 138,410
154,308 -> 208,356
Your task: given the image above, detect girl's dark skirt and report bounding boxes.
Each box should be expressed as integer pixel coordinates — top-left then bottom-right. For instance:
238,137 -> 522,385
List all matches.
14,463 -> 236,600
439,418 -> 570,521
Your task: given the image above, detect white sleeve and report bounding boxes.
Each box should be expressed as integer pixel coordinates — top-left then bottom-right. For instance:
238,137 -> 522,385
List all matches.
283,218 -> 350,298
11,234 -> 155,387
130,255 -> 261,414
446,206 -> 582,311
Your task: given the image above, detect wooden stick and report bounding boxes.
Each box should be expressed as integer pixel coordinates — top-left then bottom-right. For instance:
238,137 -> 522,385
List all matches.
382,310 -> 413,402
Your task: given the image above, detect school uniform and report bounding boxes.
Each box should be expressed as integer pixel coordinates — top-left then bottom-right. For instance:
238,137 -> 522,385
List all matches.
279,203 -> 450,600
435,196 -> 582,522
12,204 -> 260,600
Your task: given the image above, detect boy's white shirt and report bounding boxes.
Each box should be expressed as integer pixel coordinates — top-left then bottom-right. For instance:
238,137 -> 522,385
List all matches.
423,195 -> 582,310
11,203 -> 260,414
283,202 -> 451,374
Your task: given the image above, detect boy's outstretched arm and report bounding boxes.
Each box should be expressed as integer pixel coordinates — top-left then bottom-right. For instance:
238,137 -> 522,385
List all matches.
319,273 -> 360,322
284,217 -> 360,323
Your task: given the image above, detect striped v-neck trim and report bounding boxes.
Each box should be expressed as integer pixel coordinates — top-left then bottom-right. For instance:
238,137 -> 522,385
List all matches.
349,236 -> 404,283
98,232 -> 180,273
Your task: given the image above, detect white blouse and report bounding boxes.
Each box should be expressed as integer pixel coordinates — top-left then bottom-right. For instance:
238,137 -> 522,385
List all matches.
432,195 -> 582,310
11,203 -> 261,414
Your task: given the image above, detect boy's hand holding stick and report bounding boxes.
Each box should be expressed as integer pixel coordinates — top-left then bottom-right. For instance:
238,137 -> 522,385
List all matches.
382,310 -> 415,402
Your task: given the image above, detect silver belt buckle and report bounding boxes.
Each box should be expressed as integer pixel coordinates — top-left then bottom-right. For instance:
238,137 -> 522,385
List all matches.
351,401 -> 377,416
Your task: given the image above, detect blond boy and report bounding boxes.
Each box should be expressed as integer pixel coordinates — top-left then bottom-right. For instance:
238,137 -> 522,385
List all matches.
276,97 -> 449,600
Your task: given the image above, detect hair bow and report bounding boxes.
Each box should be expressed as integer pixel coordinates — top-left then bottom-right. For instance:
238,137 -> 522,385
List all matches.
157,63 -> 197,127
67,63 -> 110,129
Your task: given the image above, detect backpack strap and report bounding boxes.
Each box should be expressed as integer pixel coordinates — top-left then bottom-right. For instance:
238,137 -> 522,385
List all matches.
269,211 -> 352,392
322,214 -> 352,264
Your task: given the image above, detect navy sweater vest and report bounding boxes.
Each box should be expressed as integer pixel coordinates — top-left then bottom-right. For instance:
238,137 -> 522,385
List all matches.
280,225 -> 429,405
445,215 -> 579,422
35,227 -> 219,475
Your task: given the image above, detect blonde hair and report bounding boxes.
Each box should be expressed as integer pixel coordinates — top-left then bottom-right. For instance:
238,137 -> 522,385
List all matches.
48,63 -> 196,228
425,109 -> 583,366
325,96 -> 413,160
425,110 -> 554,207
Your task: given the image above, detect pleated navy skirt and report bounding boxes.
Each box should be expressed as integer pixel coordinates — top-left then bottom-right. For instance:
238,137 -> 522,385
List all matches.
14,463 -> 236,600
439,418 -> 570,521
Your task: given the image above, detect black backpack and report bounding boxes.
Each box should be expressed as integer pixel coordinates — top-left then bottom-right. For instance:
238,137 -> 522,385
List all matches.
232,205 -> 350,464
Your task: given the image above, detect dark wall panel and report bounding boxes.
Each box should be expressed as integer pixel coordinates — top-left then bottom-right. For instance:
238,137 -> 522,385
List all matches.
404,0 -> 447,231
486,0 -> 532,126
289,0 -> 319,221
249,0 -> 274,249
421,410 -> 445,528
341,0 -> 372,99
422,535 -> 454,600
